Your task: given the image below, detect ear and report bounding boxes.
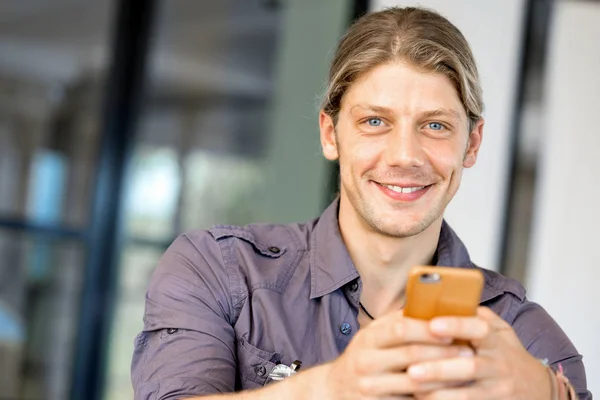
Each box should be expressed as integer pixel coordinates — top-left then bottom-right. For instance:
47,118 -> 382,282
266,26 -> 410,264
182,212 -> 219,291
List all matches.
319,110 -> 339,161
463,118 -> 484,168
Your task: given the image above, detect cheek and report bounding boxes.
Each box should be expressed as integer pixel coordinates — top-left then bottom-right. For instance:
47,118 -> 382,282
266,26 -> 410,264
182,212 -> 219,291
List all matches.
340,135 -> 384,171
423,139 -> 466,176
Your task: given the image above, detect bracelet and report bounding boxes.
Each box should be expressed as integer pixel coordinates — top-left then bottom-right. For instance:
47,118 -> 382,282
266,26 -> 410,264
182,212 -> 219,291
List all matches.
546,365 -> 558,400
555,364 -> 578,400
545,362 -> 578,400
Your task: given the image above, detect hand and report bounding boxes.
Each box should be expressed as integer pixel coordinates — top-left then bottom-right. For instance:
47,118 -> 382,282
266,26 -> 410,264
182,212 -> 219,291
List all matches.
323,311 -> 476,399
406,307 -> 552,400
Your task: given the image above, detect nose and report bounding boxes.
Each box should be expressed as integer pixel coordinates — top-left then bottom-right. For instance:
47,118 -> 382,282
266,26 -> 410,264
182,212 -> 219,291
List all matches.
383,123 -> 426,168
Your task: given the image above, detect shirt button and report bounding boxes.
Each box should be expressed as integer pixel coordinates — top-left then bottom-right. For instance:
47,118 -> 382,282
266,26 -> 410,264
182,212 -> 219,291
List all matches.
349,282 -> 359,292
167,328 -> 178,334
340,322 -> 352,335
256,365 -> 267,377
268,246 -> 280,254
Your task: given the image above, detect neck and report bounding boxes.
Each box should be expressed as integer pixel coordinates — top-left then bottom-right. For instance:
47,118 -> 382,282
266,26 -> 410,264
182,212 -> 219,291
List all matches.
338,195 -> 441,317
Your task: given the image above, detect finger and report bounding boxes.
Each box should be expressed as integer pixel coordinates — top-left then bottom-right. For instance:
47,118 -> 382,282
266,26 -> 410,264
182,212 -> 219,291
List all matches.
358,373 -> 458,397
428,315 -> 489,341
365,313 -> 453,349
414,380 -> 504,400
407,355 -> 497,383
361,345 -> 475,374
378,397 -> 413,400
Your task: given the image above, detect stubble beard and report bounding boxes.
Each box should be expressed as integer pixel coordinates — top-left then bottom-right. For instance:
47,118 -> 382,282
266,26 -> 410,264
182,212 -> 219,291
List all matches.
346,180 -> 447,239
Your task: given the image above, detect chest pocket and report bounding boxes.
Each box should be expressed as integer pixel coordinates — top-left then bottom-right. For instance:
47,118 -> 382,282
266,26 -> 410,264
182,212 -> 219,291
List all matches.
236,337 -> 282,389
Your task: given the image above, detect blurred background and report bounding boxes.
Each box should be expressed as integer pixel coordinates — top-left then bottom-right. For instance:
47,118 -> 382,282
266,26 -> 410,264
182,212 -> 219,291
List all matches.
0,0 -> 597,399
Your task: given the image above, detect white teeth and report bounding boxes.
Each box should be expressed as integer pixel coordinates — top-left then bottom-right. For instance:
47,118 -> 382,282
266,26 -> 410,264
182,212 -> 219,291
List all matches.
383,184 -> 425,193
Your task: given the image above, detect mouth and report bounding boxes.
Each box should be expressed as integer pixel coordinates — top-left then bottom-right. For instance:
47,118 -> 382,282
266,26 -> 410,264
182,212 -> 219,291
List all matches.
378,183 -> 428,194
372,181 -> 433,201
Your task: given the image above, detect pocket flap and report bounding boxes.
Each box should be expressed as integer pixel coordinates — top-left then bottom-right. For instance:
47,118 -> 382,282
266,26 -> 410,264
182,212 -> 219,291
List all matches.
236,337 -> 281,388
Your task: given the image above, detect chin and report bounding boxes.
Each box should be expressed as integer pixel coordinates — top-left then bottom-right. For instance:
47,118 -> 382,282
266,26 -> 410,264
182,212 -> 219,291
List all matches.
375,221 -> 429,238
368,193 -> 448,238
366,213 -> 432,238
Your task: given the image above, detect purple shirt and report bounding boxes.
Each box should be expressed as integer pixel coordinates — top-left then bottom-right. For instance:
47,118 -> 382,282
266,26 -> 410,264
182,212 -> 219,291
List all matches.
131,200 -> 591,399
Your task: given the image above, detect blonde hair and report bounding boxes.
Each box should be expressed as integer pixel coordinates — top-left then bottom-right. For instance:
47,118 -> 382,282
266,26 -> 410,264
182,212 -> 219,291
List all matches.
322,7 -> 483,130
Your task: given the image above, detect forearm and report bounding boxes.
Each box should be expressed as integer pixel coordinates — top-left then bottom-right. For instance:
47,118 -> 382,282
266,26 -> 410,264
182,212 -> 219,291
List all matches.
187,363 -> 331,400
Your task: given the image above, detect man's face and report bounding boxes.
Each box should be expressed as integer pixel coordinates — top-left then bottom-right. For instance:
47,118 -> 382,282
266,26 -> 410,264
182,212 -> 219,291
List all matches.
320,61 -> 483,238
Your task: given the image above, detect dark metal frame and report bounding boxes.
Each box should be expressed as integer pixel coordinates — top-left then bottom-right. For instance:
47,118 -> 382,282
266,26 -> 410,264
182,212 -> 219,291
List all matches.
0,216 -> 86,240
0,1 -> 154,399
498,0 -> 555,275
69,1 -> 157,399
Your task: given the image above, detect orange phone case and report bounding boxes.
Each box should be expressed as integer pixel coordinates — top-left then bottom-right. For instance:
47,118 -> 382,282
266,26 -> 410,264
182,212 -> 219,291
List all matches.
404,266 -> 484,320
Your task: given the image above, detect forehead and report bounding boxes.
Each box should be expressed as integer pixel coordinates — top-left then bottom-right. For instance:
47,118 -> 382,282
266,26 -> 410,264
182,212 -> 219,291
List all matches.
342,61 -> 465,118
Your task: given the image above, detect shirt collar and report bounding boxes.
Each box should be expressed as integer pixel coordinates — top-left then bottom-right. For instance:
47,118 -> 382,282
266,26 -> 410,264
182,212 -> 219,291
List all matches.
309,199 -> 474,299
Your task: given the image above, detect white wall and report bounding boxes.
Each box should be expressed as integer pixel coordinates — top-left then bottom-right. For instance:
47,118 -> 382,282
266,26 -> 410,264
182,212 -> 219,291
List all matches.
527,1 -> 600,394
371,0 -> 526,270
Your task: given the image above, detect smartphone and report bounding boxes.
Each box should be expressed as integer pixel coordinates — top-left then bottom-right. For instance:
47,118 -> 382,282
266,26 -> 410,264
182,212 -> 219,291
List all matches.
404,266 -> 484,320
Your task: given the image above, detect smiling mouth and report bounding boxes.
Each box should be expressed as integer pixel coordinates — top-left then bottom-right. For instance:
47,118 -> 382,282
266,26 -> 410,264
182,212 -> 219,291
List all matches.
375,182 -> 432,193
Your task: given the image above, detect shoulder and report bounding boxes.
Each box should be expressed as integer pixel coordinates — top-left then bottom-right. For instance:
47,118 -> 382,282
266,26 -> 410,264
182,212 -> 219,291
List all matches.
178,218 -> 315,263
179,219 -> 316,290
205,220 -> 312,257
476,266 -> 527,305
473,266 -> 568,342
145,219 -> 316,326
474,266 -> 527,322
474,266 -> 584,370
473,266 -> 535,328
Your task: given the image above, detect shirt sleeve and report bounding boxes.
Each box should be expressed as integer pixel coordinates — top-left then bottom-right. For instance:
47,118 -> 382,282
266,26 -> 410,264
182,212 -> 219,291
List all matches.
512,299 -> 592,399
131,231 -> 238,400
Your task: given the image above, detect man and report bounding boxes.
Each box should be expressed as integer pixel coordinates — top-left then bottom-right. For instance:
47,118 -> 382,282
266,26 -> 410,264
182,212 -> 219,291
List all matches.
132,7 -> 590,399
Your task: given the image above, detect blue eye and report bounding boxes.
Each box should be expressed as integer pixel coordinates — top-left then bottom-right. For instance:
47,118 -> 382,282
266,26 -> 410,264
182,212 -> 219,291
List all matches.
367,118 -> 383,127
428,122 -> 444,130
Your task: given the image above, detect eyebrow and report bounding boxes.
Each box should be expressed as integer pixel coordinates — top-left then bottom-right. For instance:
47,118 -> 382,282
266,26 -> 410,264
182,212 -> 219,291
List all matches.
349,104 -> 463,121
349,104 -> 392,114
420,108 -> 463,121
